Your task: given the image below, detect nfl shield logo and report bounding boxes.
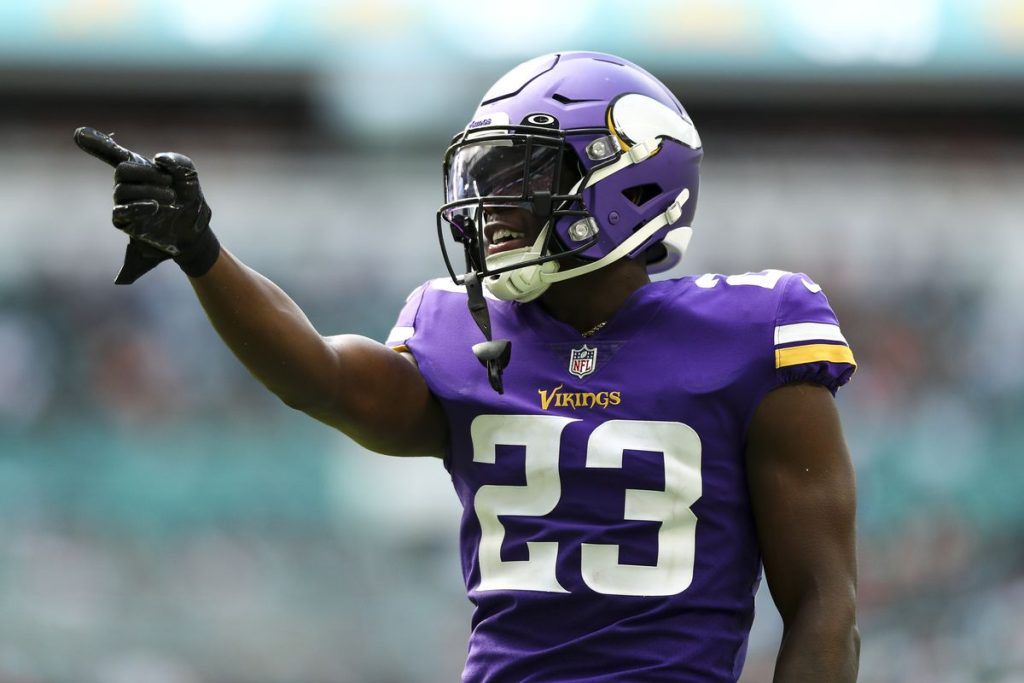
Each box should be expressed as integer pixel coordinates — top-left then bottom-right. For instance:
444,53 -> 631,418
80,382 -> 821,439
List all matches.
568,345 -> 598,379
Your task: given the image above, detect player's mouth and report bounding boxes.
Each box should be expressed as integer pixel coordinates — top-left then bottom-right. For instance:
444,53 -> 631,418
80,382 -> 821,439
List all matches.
485,225 -> 531,255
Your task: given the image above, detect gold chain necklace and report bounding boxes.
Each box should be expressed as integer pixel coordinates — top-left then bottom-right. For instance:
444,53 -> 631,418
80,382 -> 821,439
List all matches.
581,321 -> 607,338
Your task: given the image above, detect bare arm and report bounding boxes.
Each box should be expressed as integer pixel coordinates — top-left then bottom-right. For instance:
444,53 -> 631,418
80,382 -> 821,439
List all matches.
745,382 -> 860,683
72,127 -> 445,456
190,249 -> 447,457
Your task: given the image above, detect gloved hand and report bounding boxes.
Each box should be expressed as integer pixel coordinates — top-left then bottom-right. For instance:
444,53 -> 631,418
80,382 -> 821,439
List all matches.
74,127 -> 220,284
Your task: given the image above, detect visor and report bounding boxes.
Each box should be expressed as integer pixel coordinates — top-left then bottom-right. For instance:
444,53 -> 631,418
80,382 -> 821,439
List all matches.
446,140 -> 561,204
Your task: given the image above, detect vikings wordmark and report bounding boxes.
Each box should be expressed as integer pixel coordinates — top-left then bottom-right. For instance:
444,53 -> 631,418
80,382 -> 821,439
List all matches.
538,384 -> 622,411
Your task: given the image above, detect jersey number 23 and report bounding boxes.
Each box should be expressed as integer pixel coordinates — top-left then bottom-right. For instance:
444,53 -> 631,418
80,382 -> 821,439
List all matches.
471,414 -> 702,597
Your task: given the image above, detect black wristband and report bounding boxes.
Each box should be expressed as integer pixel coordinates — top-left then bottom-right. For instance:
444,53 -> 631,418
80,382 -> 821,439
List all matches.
173,228 -> 221,278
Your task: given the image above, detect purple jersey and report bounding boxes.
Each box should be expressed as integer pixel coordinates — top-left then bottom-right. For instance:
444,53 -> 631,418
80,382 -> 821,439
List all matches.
386,270 -> 855,683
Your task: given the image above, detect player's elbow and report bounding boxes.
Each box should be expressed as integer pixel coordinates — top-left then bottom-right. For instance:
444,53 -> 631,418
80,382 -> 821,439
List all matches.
776,588 -> 860,682
266,374 -> 337,417
274,384 -> 346,423
783,582 -> 859,648
264,355 -> 344,416
276,390 -> 316,414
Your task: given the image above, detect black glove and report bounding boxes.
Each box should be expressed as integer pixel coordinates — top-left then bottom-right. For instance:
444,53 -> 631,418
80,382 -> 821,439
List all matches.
74,127 -> 220,284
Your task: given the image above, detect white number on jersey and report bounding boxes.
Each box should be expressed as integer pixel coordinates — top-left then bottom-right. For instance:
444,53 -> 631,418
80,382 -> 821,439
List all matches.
695,269 -> 789,290
471,415 -> 703,597
472,415 -> 574,593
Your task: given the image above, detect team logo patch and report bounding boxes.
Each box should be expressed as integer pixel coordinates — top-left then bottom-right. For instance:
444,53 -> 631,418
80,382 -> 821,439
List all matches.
568,344 -> 597,379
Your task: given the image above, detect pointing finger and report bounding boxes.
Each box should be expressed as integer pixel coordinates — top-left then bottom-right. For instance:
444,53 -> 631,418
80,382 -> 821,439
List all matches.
74,127 -> 150,168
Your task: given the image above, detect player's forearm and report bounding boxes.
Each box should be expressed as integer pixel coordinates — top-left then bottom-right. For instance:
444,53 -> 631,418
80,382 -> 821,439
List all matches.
188,248 -> 339,411
773,595 -> 859,683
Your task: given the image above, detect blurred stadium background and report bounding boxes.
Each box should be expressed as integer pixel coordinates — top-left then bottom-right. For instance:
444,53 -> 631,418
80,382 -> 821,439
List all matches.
1,0 -> 1023,681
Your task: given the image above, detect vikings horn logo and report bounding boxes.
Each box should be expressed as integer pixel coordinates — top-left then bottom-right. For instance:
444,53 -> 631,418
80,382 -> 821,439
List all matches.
568,345 -> 597,379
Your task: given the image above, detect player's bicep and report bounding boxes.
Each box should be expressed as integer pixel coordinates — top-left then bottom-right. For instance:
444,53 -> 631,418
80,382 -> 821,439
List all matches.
745,382 -> 857,625
309,334 -> 446,458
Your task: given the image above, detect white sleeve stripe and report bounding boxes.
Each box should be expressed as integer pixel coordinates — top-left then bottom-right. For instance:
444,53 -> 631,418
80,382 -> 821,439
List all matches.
386,325 -> 415,345
775,322 -> 847,346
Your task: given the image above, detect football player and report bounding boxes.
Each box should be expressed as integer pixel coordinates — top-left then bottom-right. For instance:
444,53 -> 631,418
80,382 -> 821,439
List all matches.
76,51 -> 859,683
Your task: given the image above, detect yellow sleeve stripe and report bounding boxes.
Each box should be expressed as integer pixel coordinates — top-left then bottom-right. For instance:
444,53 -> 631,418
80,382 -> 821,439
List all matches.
776,343 -> 856,369
392,344 -> 410,354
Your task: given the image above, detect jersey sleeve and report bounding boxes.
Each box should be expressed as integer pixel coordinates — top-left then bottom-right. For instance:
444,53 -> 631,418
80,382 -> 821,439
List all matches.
385,282 -> 428,352
771,273 -> 856,395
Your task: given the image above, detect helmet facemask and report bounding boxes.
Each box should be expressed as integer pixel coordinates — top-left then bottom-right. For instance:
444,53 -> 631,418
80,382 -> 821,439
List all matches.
437,124 -> 600,302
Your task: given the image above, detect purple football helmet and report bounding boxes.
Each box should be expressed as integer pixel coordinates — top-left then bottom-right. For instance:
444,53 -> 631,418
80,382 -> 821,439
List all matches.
437,51 -> 703,302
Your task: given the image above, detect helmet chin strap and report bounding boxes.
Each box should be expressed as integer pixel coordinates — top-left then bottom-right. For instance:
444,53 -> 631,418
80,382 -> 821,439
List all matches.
464,271 -> 512,394
482,222 -> 558,302
542,188 -> 690,285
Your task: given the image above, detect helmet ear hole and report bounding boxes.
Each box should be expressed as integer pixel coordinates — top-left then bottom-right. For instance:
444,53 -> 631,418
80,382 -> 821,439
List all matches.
623,183 -> 662,206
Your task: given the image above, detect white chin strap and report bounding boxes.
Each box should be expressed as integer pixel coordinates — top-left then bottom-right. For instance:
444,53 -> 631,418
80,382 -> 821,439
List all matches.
543,188 -> 690,285
482,223 -> 559,302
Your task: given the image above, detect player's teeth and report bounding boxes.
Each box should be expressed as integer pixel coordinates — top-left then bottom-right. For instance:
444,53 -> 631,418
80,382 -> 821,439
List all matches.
492,229 -> 524,242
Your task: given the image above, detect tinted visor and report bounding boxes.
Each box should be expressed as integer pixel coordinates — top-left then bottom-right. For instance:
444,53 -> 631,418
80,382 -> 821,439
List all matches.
446,140 -> 562,204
